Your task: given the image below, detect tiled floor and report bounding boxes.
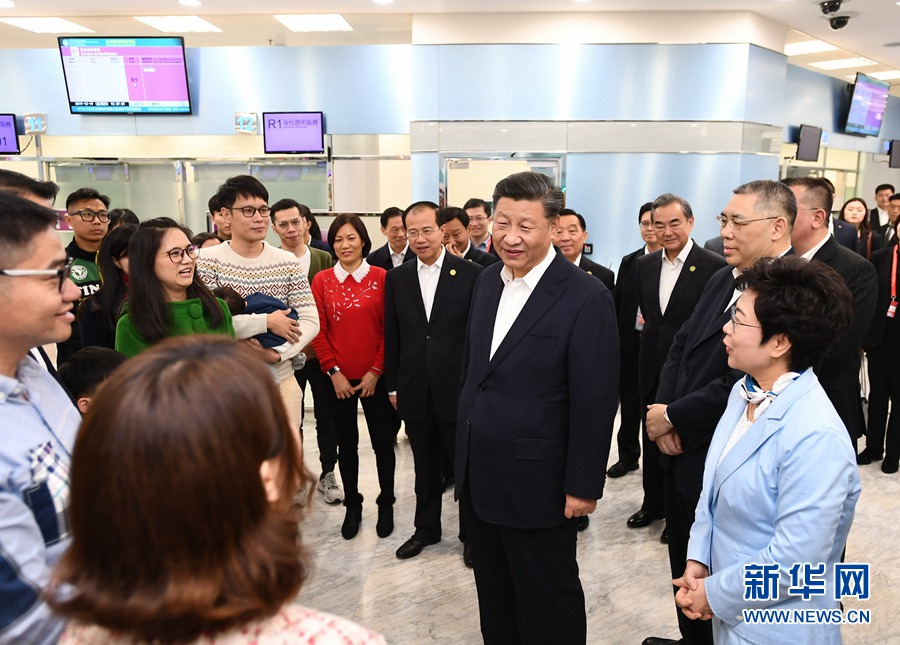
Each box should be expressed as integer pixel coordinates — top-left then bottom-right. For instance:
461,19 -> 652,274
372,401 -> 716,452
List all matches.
294,409 -> 898,644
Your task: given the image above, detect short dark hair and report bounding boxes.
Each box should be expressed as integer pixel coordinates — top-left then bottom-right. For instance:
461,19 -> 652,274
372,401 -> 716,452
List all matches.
83,224 -> 137,334
207,193 -> 224,215
109,208 -> 139,229
328,213 -> 372,257
638,202 -> 653,222
212,285 -> 246,316
48,336 -> 306,643
437,206 -> 468,228
734,180 -> 797,229
492,172 -> 564,219
876,184 -> 895,195
781,176 -> 833,219
463,198 -> 491,217
403,201 -> 439,227
65,187 -> 111,211
559,209 -> 587,231
0,192 -> 60,268
890,194 -> 900,203
651,193 -> 694,222
0,169 -> 59,203
380,206 -> 404,228
191,231 -> 224,247
57,347 -> 126,401
735,256 -> 852,372
269,198 -> 304,223
216,175 -> 268,209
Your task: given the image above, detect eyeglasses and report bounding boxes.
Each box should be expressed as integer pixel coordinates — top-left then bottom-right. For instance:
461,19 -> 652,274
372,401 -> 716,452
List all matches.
716,214 -> 777,231
229,205 -> 271,218
640,221 -> 654,229
160,244 -> 200,263
70,209 -> 110,223
0,258 -> 75,293
729,303 -> 762,333
275,218 -> 303,230
469,215 -> 490,222
407,227 -> 439,239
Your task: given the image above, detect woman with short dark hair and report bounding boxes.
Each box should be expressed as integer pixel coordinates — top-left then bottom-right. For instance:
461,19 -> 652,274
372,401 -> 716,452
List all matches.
48,337 -> 386,644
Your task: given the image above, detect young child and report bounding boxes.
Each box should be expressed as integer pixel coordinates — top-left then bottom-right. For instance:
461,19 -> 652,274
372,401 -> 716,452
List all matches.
57,346 -> 127,414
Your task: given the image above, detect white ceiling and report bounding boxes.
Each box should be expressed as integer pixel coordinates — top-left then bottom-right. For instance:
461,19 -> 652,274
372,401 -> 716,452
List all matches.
2,0 -> 899,88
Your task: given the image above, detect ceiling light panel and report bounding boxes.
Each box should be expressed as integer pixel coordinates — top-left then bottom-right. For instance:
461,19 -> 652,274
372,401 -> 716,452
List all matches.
134,15 -> 221,33
870,70 -> 900,81
784,40 -> 838,57
0,17 -> 93,33
809,57 -> 877,70
274,14 -> 353,32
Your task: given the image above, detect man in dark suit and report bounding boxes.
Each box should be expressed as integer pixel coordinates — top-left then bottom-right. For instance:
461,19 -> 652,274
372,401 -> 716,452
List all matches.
783,177 -> 877,450
880,193 -> 900,244
607,203 -> 659,479
832,217 -> 858,251
366,206 -> 415,271
642,180 -> 795,645
555,208 -> 615,291
438,206 -> 500,268
385,202 -> 482,563
627,195 -> 725,539
464,197 -> 496,255
456,172 -> 618,643
869,183 -> 895,232
703,235 -> 724,256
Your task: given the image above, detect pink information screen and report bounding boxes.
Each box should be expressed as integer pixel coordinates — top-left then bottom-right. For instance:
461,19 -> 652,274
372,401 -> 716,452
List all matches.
0,114 -> 19,154
262,112 -> 325,154
58,37 -> 192,114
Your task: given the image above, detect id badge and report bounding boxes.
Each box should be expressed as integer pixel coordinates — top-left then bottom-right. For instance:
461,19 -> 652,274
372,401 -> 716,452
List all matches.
888,302 -> 897,319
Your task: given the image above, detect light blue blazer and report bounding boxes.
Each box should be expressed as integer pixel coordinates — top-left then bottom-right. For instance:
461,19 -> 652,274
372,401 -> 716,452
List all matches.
687,369 -> 861,645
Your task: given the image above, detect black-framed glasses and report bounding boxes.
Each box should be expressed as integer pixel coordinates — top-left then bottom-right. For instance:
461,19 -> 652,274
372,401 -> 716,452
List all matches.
729,303 -> 762,333
160,245 -> 200,263
716,214 -> 777,231
0,257 -> 75,293
71,209 -> 110,223
229,205 -> 271,218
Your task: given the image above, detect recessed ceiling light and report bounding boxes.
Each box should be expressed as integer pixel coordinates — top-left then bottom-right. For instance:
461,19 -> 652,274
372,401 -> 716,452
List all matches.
134,15 -> 221,33
0,17 -> 92,33
784,40 -> 838,57
179,0 -> 202,6
809,57 -> 877,70
0,1 -> 15,9
870,70 -> 900,81
373,0 -> 394,4
274,14 -> 352,32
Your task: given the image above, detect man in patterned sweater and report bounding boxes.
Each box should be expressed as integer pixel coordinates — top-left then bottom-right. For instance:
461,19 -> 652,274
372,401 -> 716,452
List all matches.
196,175 -> 319,447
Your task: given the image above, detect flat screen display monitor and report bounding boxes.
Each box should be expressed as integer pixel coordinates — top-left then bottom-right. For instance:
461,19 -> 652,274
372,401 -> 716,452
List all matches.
796,124 -> 822,162
890,140 -> 900,170
58,37 -> 192,114
844,73 -> 890,137
0,114 -> 20,154
262,112 -> 325,154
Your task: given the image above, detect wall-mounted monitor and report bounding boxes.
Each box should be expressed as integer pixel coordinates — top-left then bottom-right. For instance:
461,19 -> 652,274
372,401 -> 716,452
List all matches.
890,140 -> 900,170
796,124 -> 822,162
262,112 -> 325,154
844,72 -> 890,137
0,114 -> 20,155
58,37 -> 192,115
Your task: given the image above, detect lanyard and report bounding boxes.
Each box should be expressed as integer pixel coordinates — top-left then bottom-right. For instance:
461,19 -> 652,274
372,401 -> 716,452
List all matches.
889,245 -> 898,318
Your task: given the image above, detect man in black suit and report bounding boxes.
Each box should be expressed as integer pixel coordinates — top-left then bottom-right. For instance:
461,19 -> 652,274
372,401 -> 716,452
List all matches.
464,197 -> 495,255
555,208 -> 615,291
881,193 -> 900,245
869,183 -> 895,232
438,206 -> 500,268
366,206 -> 415,271
456,172 -> 618,643
783,177 -> 877,450
385,201 -> 482,562
702,235 -> 724,256
642,180 -> 795,645
607,203 -> 659,479
627,195 -> 725,539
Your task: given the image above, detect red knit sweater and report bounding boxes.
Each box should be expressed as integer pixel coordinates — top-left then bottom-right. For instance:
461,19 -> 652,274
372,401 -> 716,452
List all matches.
311,263 -> 386,380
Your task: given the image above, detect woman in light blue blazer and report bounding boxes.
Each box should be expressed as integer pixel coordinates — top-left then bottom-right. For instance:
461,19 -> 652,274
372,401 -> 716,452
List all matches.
675,256 -> 862,644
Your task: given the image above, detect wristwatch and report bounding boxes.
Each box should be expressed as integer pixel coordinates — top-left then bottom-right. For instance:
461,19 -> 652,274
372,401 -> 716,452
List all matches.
327,366 -> 341,377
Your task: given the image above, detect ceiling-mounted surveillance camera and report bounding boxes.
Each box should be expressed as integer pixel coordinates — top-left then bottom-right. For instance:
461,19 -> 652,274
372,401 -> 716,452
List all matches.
820,1 -> 842,15
829,15 -> 850,29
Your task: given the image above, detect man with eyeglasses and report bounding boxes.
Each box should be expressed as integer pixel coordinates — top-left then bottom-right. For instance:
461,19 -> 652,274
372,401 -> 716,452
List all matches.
642,180 -> 794,645
384,201 -> 482,564
0,193 -> 82,643
464,197 -> 496,256
783,177 -> 876,454
57,188 -> 111,365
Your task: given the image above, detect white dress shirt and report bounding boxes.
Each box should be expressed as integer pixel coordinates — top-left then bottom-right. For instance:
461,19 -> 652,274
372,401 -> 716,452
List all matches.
490,245 -> 555,359
390,244 -> 409,268
799,232 -> 830,261
658,238 -> 693,315
418,248 -> 445,322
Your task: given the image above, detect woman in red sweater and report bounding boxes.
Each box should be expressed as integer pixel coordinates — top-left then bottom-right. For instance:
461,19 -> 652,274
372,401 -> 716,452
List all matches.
311,214 -> 395,540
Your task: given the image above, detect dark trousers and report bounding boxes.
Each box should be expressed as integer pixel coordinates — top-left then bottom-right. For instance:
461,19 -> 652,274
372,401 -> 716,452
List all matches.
461,485 -> 586,645
640,388 -> 665,517
294,357 -> 338,474
868,343 -> 900,458
331,376 -> 396,505
663,468 -> 713,645
615,340 -> 642,464
406,394 -> 461,541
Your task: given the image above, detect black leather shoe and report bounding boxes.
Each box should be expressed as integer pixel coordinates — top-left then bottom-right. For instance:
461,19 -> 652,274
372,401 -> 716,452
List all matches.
607,460 -> 639,478
463,542 -> 473,568
660,525 -> 668,544
857,449 -> 882,465
882,456 -> 899,474
627,510 -> 662,528
396,534 -> 440,559
641,638 -> 681,645
576,515 -> 589,531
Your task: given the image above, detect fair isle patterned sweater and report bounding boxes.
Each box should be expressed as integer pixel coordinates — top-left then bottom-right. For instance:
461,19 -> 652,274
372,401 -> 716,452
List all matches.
197,241 -> 319,382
